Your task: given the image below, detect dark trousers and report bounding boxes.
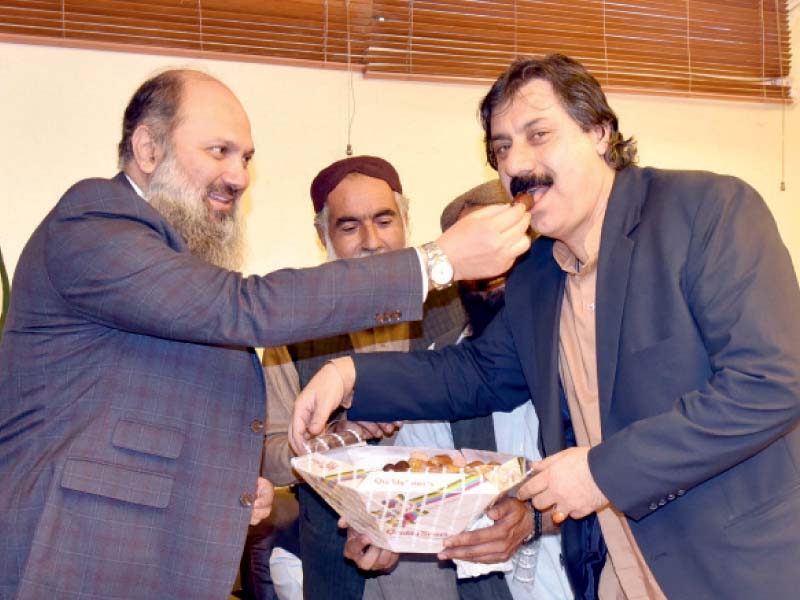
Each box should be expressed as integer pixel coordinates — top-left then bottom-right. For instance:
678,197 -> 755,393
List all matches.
298,483 -> 366,600
240,487 -> 302,600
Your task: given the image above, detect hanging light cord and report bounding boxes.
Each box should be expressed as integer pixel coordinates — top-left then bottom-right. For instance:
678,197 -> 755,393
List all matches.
345,0 -> 356,156
774,0 -> 786,191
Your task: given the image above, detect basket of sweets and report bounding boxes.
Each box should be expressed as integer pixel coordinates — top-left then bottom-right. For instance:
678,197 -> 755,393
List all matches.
291,441 -> 534,553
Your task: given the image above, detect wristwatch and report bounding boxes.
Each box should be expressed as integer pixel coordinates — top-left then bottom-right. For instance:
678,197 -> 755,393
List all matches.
421,242 -> 454,290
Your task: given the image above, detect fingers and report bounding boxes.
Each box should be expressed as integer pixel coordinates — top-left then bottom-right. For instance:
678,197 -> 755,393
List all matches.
438,498 -> 530,563
517,471 -> 547,502
462,201 -> 528,233
355,421 -> 393,439
289,360 -> 355,453
334,420 -> 378,439
344,530 -> 399,571
378,421 -> 402,435
288,398 -> 317,454
249,477 -> 275,525
438,530 -> 520,563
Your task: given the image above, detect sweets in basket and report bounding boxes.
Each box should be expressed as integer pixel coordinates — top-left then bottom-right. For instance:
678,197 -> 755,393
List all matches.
291,437 -> 534,553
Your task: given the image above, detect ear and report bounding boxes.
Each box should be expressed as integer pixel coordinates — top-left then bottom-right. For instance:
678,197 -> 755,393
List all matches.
593,123 -> 611,156
131,125 -> 165,175
314,223 -> 327,247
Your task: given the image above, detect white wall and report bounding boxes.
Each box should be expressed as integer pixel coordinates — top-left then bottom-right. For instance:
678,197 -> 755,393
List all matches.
1,16 -> 798,280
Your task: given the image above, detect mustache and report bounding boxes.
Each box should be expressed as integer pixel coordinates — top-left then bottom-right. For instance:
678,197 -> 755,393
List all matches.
510,173 -> 554,198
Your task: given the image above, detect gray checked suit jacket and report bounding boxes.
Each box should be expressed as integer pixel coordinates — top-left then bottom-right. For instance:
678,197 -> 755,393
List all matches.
0,173 -> 425,600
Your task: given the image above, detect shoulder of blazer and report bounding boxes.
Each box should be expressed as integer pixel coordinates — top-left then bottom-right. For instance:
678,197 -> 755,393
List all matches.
609,165 -> 760,238
53,173 -> 185,249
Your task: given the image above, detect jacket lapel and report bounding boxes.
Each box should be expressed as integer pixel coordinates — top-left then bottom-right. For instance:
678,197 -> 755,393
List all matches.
595,167 -> 643,427
510,239 -> 566,457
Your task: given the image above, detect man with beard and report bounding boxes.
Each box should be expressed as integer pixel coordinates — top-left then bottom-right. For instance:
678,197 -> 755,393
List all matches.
0,69 -> 531,600
248,155 -> 466,600
345,180 -> 573,600
290,54 -> 800,600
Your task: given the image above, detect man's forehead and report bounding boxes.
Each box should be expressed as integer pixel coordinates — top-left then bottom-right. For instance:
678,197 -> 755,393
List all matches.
176,78 -> 253,144
328,175 -> 399,216
491,79 -> 560,126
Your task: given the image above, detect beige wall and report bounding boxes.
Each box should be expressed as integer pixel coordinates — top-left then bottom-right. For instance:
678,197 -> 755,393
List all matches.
1,16 -> 797,280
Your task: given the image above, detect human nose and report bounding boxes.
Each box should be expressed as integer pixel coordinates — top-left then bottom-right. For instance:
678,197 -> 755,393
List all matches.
361,223 -> 382,251
502,143 -> 537,180
223,157 -> 250,192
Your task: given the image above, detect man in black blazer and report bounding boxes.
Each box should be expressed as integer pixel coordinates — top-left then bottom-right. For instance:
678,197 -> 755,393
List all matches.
291,54 -> 800,599
0,69 -> 530,600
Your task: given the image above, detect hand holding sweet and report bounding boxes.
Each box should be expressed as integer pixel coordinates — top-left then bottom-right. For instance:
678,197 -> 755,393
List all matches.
436,202 -> 531,282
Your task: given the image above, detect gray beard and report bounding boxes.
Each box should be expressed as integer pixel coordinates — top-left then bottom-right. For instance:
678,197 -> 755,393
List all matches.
146,154 -> 245,271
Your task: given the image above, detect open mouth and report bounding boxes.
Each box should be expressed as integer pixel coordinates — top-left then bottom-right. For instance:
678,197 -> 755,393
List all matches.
207,191 -> 235,212
513,184 -> 550,211
527,184 -> 551,204
510,175 -> 553,210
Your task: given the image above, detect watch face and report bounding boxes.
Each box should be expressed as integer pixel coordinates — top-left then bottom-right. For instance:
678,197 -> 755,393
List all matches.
431,261 -> 454,284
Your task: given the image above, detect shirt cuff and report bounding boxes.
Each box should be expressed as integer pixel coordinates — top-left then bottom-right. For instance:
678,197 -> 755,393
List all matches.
414,246 -> 430,300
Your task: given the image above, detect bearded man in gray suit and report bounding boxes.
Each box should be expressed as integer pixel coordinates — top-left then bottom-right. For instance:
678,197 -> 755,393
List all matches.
0,69 -> 531,600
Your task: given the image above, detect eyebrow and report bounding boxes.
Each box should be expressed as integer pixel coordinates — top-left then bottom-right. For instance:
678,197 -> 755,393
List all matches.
491,117 -> 547,142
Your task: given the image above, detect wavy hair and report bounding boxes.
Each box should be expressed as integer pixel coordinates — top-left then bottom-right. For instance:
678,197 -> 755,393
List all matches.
479,54 -> 637,171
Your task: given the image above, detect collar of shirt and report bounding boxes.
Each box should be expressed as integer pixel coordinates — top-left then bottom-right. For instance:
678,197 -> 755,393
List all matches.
124,173 -> 145,199
552,198 -> 609,276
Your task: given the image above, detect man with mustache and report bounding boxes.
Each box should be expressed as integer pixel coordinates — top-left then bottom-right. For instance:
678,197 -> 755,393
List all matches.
291,54 -> 800,600
249,155 -> 466,600
344,179 -> 573,600
0,69 -> 530,600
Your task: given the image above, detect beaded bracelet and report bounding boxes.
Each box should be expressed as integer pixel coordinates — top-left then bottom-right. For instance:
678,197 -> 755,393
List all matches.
522,501 -> 543,543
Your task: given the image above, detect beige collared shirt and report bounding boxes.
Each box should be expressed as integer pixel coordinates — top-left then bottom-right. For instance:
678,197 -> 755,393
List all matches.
554,205 -> 666,600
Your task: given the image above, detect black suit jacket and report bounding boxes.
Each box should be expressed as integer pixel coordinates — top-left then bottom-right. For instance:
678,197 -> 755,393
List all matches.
348,166 -> 800,599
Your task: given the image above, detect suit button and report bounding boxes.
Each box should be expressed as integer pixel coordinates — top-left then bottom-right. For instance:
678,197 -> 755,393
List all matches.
375,313 -> 386,323
667,493 -> 676,501
250,419 -> 264,433
649,502 -> 658,511
676,489 -> 686,496
240,492 -> 254,507
658,498 -> 667,507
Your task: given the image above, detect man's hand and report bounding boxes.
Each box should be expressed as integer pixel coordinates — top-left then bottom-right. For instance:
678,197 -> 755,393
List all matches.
339,518 -> 399,571
519,447 -> 609,522
436,202 -> 531,282
331,419 -> 402,441
249,477 -> 275,526
289,357 -> 355,454
437,497 -> 531,563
